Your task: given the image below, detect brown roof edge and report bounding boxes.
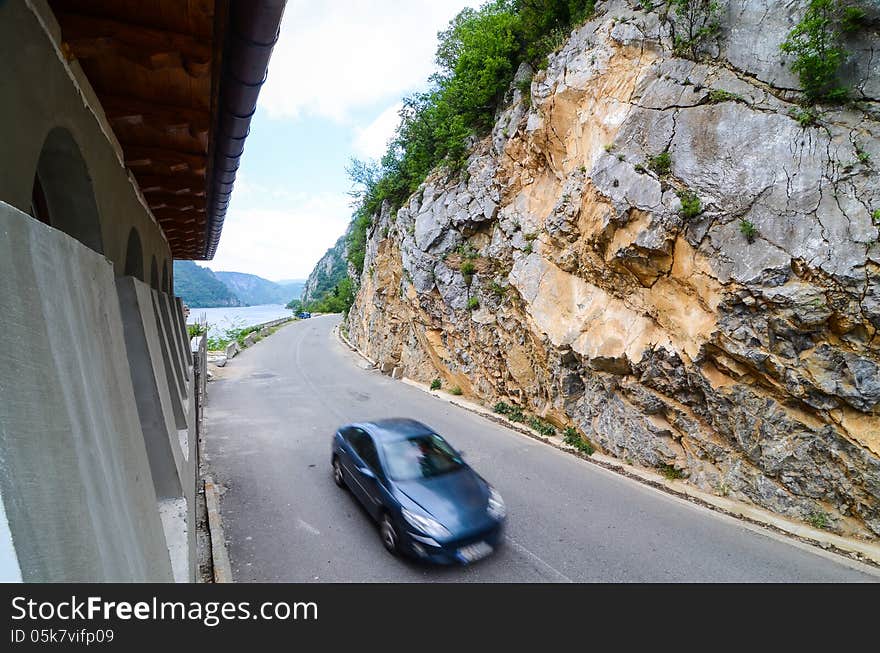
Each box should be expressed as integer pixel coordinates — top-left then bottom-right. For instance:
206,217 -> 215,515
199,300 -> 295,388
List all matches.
204,0 -> 286,259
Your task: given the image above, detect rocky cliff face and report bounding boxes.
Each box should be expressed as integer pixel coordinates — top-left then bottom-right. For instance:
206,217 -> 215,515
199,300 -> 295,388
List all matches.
348,0 -> 880,538
302,232 -> 350,304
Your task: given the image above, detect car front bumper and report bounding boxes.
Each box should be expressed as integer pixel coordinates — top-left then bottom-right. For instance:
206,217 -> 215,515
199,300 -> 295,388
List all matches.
401,521 -> 504,565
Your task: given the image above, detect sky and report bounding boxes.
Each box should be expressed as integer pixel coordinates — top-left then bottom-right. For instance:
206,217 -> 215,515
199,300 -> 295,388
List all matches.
206,0 -> 482,281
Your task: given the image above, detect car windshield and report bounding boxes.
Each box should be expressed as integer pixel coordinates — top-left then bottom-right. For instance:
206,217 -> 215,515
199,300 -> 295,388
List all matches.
382,434 -> 465,481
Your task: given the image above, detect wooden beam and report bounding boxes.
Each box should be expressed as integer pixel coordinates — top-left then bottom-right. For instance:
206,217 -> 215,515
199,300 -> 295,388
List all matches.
135,174 -> 207,195
57,12 -> 211,76
147,193 -> 206,210
102,95 -> 210,136
124,147 -> 207,174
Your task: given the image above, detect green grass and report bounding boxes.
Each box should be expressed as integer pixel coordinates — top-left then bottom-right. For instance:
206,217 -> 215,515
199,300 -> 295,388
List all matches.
658,463 -> 685,480
563,427 -> 594,455
707,89 -> 742,103
527,416 -> 556,436
489,282 -> 508,297
872,209 -> 880,225
493,401 -> 512,414
856,148 -> 871,166
430,378 -> 442,390
449,386 -> 463,396
466,296 -> 480,311
648,151 -> 672,176
507,406 -> 525,423
808,511 -> 829,529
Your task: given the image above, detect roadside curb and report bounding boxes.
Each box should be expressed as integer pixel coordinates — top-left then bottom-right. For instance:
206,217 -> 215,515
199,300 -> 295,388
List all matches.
336,324 -> 377,367
334,320 -> 880,570
204,476 -> 233,583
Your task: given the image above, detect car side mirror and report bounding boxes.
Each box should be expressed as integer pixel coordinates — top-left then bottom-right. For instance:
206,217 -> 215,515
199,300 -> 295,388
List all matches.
358,466 -> 376,479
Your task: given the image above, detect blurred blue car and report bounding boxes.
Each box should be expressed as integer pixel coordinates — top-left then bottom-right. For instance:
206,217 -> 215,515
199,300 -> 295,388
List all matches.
331,418 -> 505,564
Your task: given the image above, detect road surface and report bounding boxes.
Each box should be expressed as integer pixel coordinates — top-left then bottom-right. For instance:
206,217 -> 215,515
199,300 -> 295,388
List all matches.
204,315 -> 878,582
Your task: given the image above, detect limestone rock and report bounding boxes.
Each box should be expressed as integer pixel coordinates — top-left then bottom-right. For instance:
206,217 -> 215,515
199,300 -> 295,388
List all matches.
347,0 -> 880,538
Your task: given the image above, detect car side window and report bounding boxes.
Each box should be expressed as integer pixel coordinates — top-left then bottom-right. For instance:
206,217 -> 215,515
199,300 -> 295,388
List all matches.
340,427 -> 359,445
352,431 -> 382,476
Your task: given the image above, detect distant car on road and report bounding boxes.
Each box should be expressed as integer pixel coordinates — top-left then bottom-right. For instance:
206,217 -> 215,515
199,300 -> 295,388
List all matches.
331,418 -> 505,564
296,311 -> 311,319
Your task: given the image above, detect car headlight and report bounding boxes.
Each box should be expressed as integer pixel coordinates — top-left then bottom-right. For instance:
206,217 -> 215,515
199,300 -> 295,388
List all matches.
488,487 -> 506,520
401,508 -> 451,538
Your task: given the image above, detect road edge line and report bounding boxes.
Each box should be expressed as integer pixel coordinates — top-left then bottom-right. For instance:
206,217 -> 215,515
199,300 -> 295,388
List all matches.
204,476 -> 233,583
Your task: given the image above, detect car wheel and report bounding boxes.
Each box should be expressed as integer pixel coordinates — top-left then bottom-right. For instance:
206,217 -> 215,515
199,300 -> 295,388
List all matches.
332,458 -> 346,489
380,513 -> 399,555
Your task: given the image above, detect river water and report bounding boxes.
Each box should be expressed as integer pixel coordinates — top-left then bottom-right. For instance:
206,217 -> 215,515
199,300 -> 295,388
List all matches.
187,304 -> 294,338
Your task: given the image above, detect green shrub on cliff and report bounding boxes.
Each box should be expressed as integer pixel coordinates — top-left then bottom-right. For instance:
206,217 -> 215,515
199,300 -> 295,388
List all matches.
780,0 -> 853,103
343,1 -> 600,277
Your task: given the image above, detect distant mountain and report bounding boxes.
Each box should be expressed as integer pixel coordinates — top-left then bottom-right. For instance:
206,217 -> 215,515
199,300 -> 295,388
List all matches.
277,279 -> 306,300
173,261 -> 243,308
214,271 -> 304,305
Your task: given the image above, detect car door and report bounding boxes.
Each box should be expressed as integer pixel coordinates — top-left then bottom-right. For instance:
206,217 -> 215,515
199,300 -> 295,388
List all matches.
346,429 -> 385,519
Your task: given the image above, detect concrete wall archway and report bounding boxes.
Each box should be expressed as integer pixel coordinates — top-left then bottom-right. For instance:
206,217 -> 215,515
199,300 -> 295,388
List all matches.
150,256 -> 159,290
124,228 -> 143,280
31,127 -> 104,254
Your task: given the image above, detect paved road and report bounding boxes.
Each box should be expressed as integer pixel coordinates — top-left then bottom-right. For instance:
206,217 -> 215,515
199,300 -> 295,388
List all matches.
204,315 -> 878,582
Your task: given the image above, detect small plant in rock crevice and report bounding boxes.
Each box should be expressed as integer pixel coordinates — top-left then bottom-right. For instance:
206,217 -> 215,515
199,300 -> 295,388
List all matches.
707,89 -> 742,103
739,218 -> 758,243
430,378 -> 442,390
790,106 -> 819,127
466,296 -> 480,311
490,281 -> 508,297
871,209 -> 880,225
648,151 -> 672,176
460,260 -> 476,284
449,386 -> 463,396
677,189 -> 702,219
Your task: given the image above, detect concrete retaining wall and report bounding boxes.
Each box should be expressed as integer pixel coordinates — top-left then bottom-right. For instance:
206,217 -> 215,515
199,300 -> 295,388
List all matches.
0,202 -> 174,581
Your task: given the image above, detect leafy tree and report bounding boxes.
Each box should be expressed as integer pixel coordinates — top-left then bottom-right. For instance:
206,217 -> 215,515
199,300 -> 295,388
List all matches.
780,0 -> 850,103
667,0 -> 722,59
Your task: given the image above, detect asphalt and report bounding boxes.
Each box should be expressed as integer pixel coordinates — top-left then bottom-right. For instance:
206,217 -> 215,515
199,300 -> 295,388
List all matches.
204,314 -> 879,582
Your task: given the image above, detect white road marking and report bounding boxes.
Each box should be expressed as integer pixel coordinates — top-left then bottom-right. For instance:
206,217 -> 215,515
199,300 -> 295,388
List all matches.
297,519 -> 321,536
504,535 -> 573,583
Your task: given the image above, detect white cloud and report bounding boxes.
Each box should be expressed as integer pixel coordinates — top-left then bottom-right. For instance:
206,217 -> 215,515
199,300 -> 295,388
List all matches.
208,192 -> 351,280
352,102 -> 402,160
260,0 -> 482,121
